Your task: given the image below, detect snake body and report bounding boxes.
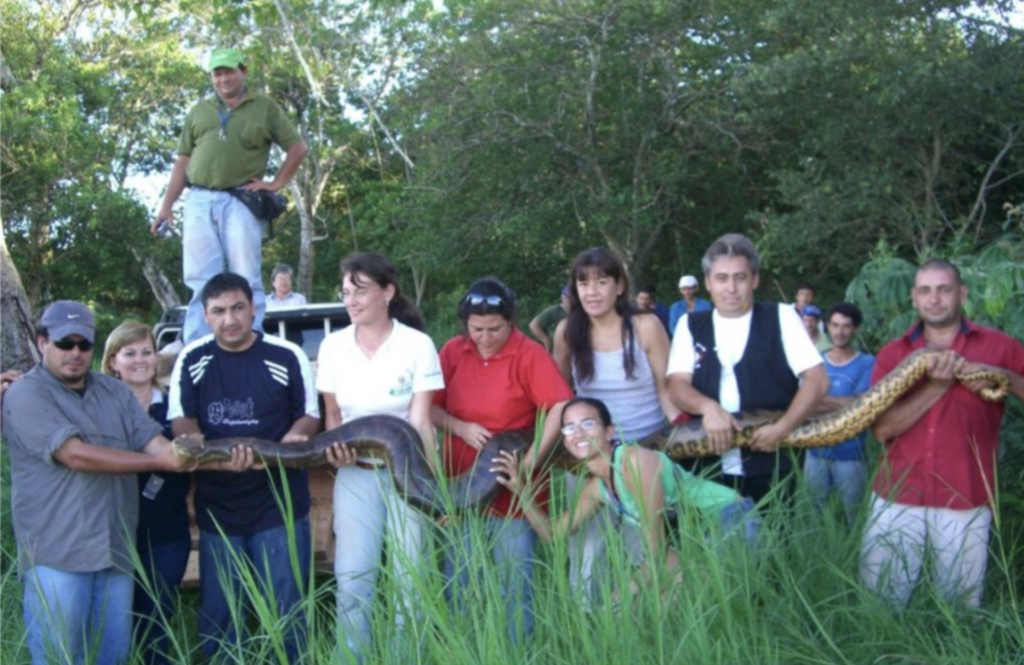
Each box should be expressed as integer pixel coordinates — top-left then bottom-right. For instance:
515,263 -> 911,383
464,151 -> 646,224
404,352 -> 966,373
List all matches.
172,416 -> 533,517
654,348 -> 1009,459
174,348 -> 1008,515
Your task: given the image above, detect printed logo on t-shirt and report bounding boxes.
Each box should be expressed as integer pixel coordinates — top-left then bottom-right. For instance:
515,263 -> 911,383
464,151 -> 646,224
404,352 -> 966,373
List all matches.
694,341 -> 708,371
388,370 -> 414,397
208,397 -> 258,426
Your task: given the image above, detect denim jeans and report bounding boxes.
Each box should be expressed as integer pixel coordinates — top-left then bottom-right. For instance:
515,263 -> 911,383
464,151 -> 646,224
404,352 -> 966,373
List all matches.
23,565 -> 134,665
333,466 -> 427,659
804,455 -> 869,525
443,517 -> 538,642
134,536 -> 191,665
198,517 -> 311,663
182,189 -> 266,343
717,497 -> 762,551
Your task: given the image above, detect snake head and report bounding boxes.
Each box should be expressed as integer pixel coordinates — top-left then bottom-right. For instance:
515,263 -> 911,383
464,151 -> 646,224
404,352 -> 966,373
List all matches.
171,433 -> 206,462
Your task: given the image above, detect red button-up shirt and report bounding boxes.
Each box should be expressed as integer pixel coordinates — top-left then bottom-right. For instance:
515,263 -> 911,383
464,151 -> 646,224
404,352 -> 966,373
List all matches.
871,318 -> 1024,509
434,328 -> 573,517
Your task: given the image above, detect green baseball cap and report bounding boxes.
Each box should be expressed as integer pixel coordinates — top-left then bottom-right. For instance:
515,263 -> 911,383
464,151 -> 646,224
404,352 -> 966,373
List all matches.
208,48 -> 245,72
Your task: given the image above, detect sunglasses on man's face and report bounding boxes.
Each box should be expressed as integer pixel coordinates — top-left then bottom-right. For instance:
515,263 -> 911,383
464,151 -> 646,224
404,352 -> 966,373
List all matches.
560,418 -> 599,437
465,293 -> 503,307
52,338 -> 95,352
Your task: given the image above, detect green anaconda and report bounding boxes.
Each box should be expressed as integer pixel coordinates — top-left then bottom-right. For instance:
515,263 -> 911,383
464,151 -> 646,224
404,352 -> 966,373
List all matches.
652,347 -> 1010,458
172,417 -> 533,518
173,348 -> 1008,516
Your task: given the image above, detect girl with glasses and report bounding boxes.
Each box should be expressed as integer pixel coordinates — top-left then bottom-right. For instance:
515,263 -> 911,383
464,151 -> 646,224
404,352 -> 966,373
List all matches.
430,277 -> 572,641
494,397 -> 756,598
534,246 -> 681,602
317,252 -> 444,661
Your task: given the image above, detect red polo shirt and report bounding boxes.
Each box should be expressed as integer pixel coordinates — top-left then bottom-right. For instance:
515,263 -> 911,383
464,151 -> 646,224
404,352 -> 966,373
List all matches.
434,328 -> 573,517
871,318 -> 1024,510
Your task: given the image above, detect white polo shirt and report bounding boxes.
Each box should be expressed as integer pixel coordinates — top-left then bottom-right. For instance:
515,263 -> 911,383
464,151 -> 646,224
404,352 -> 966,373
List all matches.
316,320 -> 444,424
667,303 -> 822,475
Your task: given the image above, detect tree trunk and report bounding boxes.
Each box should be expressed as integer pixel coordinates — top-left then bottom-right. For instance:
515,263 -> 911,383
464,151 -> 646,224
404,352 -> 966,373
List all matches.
1,224 -> 41,372
131,248 -> 182,312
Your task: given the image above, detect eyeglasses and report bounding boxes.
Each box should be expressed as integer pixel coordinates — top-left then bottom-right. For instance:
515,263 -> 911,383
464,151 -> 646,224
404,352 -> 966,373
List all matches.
52,338 -> 95,352
465,293 -> 503,307
560,418 -> 599,437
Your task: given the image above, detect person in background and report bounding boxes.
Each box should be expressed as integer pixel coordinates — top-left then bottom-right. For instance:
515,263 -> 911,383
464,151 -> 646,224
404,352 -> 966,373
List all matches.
800,305 -> 832,352
668,274 -> 712,337
528,286 -> 571,352
794,282 -> 816,315
803,303 -> 874,525
318,252 -> 444,661
860,259 -> 1024,609
636,284 -> 671,334
267,263 -> 308,309
431,277 -> 572,641
102,322 -> 192,665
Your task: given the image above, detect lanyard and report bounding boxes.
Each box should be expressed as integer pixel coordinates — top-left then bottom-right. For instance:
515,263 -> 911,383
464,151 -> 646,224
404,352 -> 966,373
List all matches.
216,88 -> 247,141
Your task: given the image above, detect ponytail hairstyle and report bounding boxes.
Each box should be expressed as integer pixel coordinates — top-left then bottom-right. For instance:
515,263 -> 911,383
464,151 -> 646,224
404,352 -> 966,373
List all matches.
340,253 -> 426,332
565,247 -> 639,384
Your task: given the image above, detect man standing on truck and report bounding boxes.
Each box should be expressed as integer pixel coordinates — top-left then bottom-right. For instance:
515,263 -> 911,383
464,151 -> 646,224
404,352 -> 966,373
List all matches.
169,272 -> 319,663
151,47 -> 308,344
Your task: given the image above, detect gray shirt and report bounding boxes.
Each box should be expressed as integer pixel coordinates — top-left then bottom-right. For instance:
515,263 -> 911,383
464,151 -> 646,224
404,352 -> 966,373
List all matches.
2,366 -> 162,573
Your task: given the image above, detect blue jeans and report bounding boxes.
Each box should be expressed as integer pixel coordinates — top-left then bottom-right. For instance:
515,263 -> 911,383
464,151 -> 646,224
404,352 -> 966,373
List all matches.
804,455 -> 869,525
718,497 -> 762,551
443,517 -> 538,642
332,466 -> 427,660
134,536 -> 191,665
198,517 -> 311,663
23,565 -> 134,665
182,189 -> 266,343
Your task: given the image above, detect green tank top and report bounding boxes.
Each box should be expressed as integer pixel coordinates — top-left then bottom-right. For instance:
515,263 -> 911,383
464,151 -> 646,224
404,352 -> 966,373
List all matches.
598,444 -> 739,528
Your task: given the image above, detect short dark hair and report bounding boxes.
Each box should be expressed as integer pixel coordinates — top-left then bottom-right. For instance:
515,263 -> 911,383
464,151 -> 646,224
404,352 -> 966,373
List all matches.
796,282 -> 815,294
826,302 -> 863,328
638,284 -> 656,297
561,396 -> 613,428
701,233 -> 761,275
458,277 -> 517,325
918,259 -> 963,285
201,272 -> 253,308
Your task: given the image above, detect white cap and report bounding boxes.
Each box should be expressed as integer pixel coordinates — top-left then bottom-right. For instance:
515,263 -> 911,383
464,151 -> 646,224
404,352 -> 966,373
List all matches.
678,275 -> 698,288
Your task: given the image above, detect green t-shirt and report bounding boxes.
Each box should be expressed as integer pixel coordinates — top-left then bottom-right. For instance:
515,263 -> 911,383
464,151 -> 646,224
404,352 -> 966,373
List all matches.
177,92 -> 302,189
536,304 -> 568,340
599,445 -> 739,529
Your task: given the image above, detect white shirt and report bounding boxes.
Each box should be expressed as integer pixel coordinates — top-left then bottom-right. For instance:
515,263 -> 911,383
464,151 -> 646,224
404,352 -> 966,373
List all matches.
667,303 -> 822,475
266,292 -> 308,309
316,320 -> 444,424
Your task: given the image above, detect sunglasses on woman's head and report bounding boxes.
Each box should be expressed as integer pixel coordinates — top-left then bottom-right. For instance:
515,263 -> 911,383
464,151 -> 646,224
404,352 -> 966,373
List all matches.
465,293 -> 503,307
52,338 -> 95,352
561,418 -> 599,436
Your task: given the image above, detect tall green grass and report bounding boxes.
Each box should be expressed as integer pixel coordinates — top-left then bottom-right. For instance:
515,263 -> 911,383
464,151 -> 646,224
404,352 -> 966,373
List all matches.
2,445 -> 1023,665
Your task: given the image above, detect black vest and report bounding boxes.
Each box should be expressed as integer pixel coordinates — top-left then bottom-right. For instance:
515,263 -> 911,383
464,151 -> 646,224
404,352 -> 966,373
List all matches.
687,302 -> 799,477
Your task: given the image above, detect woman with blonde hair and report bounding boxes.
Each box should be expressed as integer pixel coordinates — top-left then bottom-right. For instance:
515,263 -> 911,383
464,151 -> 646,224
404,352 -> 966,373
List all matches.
102,321 -> 191,665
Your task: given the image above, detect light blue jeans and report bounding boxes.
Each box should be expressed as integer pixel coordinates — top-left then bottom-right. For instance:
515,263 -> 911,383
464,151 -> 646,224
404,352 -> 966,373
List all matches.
804,454 -> 869,525
182,189 -> 266,343
23,565 -> 134,665
333,466 -> 427,659
443,517 -> 538,642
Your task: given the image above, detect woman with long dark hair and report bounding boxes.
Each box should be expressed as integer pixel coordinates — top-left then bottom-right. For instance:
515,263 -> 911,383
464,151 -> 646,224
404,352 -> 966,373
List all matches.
317,252 -> 443,660
546,247 -> 680,601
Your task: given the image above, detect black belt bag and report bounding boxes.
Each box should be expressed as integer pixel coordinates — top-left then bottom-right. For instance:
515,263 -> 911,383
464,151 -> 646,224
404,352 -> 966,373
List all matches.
191,183 -> 288,239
